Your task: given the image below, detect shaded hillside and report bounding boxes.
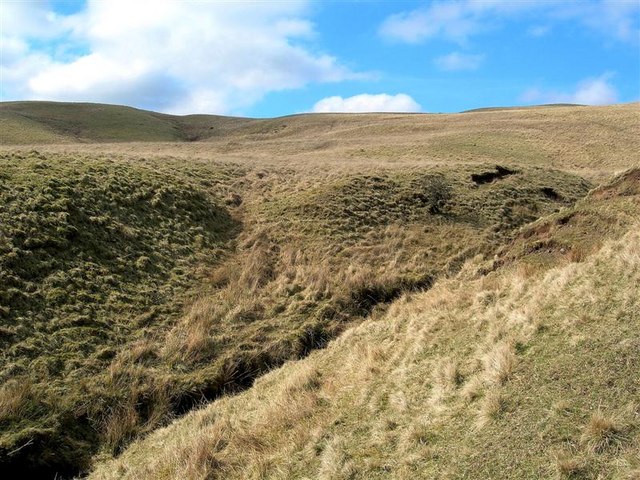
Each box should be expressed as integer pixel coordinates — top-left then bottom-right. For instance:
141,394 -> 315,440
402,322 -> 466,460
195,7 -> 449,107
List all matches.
0,151 -> 243,476
90,169 -> 640,480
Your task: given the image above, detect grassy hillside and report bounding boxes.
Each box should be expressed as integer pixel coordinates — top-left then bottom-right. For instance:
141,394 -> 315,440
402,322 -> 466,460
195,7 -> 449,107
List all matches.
10,102 -> 637,183
0,152 -> 591,477
0,103 -> 638,479
89,169 -> 640,480
0,151 -> 244,476
2,102 -> 639,182
461,103 -> 583,112
0,102 -> 255,143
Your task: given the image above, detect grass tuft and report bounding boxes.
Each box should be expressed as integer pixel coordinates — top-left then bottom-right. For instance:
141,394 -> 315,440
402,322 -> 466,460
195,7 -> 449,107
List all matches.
580,410 -> 626,453
554,453 -> 587,478
477,391 -> 508,428
483,342 -> 516,385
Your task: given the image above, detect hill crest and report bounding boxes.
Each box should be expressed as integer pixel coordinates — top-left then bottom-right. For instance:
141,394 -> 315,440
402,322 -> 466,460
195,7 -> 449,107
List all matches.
2,100 -> 638,145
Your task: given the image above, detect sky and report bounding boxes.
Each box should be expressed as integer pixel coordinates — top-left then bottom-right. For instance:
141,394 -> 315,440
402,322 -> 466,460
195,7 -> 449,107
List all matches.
1,0 -> 639,117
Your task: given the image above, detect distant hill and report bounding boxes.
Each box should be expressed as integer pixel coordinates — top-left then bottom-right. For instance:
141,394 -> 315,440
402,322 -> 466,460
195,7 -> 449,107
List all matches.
0,101 -> 256,144
461,103 -> 584,113
2,100 -> 635,145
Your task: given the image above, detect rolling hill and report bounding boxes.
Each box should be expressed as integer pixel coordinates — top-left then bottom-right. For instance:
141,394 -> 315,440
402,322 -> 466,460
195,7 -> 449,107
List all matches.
0,101 -> 638,479
3,101 -> 637,184
0,101 -> 256,143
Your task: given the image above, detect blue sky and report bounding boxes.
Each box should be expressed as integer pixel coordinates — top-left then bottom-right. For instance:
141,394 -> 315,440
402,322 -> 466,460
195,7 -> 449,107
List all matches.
1,0 -> 639,116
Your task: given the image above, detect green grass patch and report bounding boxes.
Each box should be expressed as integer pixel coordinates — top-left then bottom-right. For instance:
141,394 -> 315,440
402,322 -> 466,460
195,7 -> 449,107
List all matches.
0,151 -> 242,476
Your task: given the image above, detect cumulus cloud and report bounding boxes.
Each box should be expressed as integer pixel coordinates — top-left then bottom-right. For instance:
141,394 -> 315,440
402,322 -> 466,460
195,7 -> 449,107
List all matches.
1,0 -> 362,114
435,52 -> 484,71
1,1 -> 72,38
379,0 -> 640,44
520,74 -> 618,106
312,93 -> 422,113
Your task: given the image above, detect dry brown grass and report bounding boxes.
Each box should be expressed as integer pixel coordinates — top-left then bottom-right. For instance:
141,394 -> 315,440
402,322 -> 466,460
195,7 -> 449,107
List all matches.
554,453 -> 587,478
90,203 -> 640,480
483,342 -> 516,386
0,378 -> 33,423
3,104 -> 638,477
433,358 -> 462,393
318,436 -> 356,480
103,403 -> 140,455
477,390 -> 508,428
398,419 -> 434,454
8,103 -> 637,183
580,411 -> 626,454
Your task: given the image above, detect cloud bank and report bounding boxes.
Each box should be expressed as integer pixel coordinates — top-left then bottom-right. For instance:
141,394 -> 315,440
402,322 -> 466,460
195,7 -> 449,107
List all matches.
521,74 -> 618,106
379,0 -> 640,44
312,93 -> 422,113
1,0 -> 360,114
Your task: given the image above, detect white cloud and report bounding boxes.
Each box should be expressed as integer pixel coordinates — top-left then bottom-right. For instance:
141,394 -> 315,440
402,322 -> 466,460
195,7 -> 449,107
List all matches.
527,25 -> 551,37
1,0 -> 362,114
0,1 -> 68,101
379,2 -> 482,44
379,0 -> 640,44
572,76 -> 619,105
435,52 -> 484,71
520,74 -> 618,105
555,0 -> 640,42
312,93 -> 422,113
0,1 -> 72,38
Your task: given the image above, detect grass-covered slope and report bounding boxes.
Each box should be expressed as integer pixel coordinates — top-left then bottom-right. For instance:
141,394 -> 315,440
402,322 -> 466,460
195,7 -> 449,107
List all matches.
0,102 -> 181,143
0,111 -> 72,144
3,102 -> 639,182
0,102 -> 255,144
0,151 -> 242,476
0,148 -> 592,478
90,169 -> 640,480
1,102 -> 637,479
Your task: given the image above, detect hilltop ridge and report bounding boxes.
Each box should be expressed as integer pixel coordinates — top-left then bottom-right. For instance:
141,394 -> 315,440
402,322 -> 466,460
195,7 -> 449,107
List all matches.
0,101 -> 256,144
2,101 -> 638,150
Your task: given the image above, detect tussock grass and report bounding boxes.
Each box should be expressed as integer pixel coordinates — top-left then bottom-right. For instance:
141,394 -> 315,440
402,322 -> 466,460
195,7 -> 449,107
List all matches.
318,436 -> 355,480
1,103 -> 638,478
89,169 -> 640,479
0,151 -> 242,474
0,379 -> 33,423
580,411 -> 626,454
483,342 -> 516,385
2,149 -> 588,475
554,453 -> 587,478
477,390 -> 507,428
